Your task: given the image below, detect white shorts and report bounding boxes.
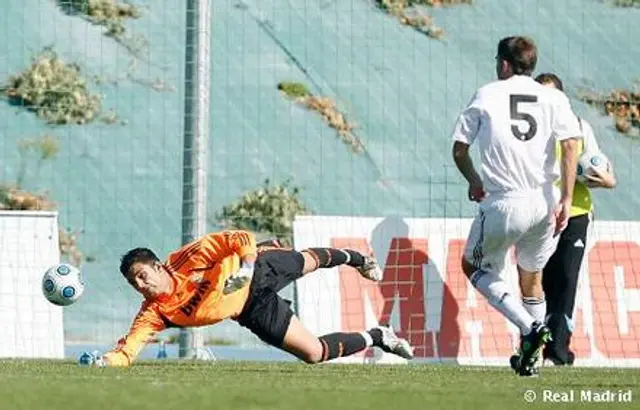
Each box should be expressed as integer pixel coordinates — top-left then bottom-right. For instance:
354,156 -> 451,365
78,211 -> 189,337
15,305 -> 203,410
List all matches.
463,186 -> 560,276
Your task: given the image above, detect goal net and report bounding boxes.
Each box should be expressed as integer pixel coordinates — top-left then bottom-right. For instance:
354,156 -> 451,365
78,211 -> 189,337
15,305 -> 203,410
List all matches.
0,211 -> 63,358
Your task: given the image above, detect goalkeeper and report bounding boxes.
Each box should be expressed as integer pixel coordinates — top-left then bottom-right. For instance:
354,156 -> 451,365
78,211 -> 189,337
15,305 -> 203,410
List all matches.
535,73 -> 616,365
80,230 -> 413,367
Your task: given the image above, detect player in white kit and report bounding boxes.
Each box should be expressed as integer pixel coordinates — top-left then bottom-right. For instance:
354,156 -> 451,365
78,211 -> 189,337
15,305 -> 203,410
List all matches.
450,36 -> 582,376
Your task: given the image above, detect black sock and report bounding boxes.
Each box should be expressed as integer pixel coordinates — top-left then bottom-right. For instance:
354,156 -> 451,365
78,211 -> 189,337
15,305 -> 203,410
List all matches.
343,249 -> 365,267
318,332 -> 367,362
368,328 -> 383,346
304,248 -> 365,269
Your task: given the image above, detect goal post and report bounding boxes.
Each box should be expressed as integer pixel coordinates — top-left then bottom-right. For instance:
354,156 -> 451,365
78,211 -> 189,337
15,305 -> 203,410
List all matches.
178,0 -> 213,360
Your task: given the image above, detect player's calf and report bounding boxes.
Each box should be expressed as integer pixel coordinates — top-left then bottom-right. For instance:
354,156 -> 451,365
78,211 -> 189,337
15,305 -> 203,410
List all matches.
469,268 -> 536,335
301,248 -> 383,281
312,332 -> 368,363
302,248 -> 364,270
312,326 -> 413,363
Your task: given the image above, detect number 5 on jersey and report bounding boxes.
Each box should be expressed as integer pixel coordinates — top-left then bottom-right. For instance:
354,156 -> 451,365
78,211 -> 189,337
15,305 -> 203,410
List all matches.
510,94 -> 538,141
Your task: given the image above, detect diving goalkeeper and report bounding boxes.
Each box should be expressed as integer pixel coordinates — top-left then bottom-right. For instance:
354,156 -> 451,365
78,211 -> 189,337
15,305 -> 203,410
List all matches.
80,230 -> 413,366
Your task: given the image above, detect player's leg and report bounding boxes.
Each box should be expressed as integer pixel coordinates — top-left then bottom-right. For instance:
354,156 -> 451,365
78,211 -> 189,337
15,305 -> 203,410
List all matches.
462,205 -> 537,337
253,247 -> 382,296
518,265 -> 546,326
281,315 -> 413,363
542,214 -> 589,365
541,237 -> 573,365
512,206 -> 560,375
236,287 -> 413,363
542,243 -> 563,324
540,226 -> 571,366
511,265 -> 552,376
300,247 -> 383,281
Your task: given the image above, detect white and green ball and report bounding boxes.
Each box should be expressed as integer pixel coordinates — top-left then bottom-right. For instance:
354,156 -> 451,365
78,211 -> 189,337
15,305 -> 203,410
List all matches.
577,150 -> 611,184
42,263 -> 84,306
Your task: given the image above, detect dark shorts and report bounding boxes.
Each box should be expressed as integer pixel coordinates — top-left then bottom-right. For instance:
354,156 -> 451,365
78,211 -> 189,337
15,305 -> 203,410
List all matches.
236,249 -> 305,347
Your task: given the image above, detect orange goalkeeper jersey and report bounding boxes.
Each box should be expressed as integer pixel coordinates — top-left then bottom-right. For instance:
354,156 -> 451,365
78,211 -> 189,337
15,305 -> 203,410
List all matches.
103,230 -> 256,367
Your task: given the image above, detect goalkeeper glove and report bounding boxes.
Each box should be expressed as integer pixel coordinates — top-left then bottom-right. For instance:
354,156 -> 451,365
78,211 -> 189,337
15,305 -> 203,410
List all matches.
223,262 -> 254,295
78,351 -> 107,368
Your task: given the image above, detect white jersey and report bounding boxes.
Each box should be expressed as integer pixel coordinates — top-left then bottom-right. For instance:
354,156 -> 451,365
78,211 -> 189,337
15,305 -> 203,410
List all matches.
451,75 -> 582,195
579,117 -> 599,152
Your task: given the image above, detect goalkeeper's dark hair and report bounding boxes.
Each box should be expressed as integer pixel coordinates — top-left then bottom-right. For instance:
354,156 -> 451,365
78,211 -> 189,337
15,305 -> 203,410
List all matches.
120,248 -> 160,277
534,72 -> 564,91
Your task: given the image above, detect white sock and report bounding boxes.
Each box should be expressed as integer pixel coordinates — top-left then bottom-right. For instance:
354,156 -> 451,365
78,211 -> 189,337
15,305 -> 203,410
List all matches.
360,331 -> 373,347
522,296 -> 546,325
471,270 -> 534,335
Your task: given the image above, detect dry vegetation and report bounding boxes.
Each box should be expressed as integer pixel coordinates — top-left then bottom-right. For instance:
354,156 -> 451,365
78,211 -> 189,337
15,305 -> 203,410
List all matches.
578,85 -> 640,137
16,135 -> 60,187
375,0 -> 473,40
59,0 -> 144,55
65,0 -> 141,33
58,1 -> 173,90
422,0 -> 472,4
0,136 -> 88,266
0,186 -> 56,212
1,47 -> 118,125
215,179 -> 309,248
610,0 -> 640,7
0,186 -> 86,266
277,82 -> 364,154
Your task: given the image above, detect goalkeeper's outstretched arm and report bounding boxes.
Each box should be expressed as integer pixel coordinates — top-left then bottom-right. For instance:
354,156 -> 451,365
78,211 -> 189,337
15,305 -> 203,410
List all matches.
101,302 -> 167,367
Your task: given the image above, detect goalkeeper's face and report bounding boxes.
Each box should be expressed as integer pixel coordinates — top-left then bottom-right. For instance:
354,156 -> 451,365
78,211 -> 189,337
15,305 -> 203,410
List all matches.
128,261 -> 172,300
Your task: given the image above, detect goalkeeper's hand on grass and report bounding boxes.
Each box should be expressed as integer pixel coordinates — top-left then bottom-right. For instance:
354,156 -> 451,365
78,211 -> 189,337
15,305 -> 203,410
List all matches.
223,262 -> 254,295
78,351 -> 107,368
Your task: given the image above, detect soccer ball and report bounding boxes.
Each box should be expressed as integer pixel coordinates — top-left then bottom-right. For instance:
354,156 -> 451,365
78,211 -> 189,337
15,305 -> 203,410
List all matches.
42,263 -> 85,306
577,150 -> 611,183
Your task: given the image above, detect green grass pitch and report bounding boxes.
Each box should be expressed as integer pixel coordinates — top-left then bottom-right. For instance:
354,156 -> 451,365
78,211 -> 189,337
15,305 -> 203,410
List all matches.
1,360 -> 638,410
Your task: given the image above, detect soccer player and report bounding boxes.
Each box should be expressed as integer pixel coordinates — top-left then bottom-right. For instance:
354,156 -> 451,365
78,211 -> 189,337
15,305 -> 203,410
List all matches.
451,36 -> 582,376
79,230 -> 413,367
535,73 -> 616,365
